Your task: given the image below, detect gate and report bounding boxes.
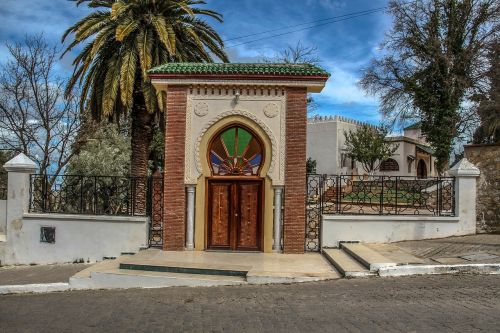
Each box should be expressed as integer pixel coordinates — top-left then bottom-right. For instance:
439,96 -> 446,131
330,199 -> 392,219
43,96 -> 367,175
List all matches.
147,173 -> 164,248
305,174 -> 323,252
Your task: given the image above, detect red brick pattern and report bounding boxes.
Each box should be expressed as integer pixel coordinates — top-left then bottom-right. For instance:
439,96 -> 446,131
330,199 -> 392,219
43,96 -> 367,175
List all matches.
163,86 -> 188,250
283,88 -> 307,253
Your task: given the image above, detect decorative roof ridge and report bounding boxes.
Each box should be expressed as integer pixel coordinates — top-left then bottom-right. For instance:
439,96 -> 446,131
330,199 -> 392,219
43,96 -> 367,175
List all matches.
148,62 -> 330,77
307,115 -> 375,127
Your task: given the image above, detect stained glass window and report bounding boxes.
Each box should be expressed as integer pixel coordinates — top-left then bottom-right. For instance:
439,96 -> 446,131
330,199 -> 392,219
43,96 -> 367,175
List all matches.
209,126 -> 263,176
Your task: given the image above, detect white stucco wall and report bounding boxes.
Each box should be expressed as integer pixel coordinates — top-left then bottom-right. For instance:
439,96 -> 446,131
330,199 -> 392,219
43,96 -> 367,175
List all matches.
307,117 -> 361,175
2,214 -> 148,265
1,153 -> 149,265
322,215 -> 470,247
321,158 -> 479,247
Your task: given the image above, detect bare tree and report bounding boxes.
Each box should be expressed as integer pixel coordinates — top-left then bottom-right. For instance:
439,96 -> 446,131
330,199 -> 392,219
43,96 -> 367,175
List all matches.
262,41 -> 321,113
0,35 -> 87,181
360,0 -> 499,172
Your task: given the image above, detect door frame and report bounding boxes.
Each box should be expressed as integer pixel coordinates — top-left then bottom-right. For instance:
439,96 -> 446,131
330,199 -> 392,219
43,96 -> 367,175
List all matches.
206,177 -> 264,251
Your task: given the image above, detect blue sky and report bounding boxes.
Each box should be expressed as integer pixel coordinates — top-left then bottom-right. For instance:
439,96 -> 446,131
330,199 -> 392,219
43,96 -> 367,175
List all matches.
0,0 -> 393,124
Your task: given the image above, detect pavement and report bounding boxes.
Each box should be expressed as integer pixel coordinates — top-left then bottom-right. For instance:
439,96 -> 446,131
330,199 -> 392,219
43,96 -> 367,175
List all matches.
1,274 -> 499,332
0,263 -> 91,286
0,234 -> 499,292
392,234 -> 500,264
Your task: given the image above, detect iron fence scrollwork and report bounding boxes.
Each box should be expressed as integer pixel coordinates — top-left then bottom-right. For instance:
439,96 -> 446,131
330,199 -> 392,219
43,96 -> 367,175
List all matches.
306,174 -> 456,252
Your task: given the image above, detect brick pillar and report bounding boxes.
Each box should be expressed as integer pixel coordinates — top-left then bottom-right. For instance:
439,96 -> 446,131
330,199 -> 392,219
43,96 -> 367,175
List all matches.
283,87 -> 307,253
163,86 -> 188,250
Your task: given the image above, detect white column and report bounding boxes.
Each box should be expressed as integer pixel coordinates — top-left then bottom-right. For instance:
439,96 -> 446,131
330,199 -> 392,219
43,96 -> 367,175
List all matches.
273,186 -> 283,252
186,185 -> 196,250
448,158 -> 480,234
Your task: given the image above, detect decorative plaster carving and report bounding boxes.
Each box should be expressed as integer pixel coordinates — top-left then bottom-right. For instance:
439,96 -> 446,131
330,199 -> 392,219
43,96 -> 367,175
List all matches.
184,99 -> 196,184
263,103 -> 279,118
183,87 -> 286,186
194,102 -> 209,117
194,109 -> 280,182
279,95 -> 286,183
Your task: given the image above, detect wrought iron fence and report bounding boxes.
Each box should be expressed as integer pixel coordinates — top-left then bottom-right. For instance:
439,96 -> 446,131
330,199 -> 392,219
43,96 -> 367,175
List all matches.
305,174 -> 455,252
29,174 -> 151,216
147,175 -> 164,247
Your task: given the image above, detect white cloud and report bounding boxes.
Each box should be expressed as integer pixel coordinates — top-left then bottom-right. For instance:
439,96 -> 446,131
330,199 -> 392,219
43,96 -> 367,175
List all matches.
320,62 -> 378,105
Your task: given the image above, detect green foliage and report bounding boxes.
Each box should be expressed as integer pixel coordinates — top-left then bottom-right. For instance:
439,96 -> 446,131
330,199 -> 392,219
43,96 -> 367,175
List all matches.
344,125 -> 399,174
149,127 -> 164,171
62,0 -> 229,177
0,150 -> 14,187
473,41 -> 500,144
62,0 -> 229,120
306,157 -> 317,174
66,122 -> 130,176
360,0 -> 499,172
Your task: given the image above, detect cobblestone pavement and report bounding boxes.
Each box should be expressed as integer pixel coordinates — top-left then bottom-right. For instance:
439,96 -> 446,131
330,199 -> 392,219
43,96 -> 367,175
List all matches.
1,274 -> 499,332
394,234 -> 500,263
0,263 -> 90,285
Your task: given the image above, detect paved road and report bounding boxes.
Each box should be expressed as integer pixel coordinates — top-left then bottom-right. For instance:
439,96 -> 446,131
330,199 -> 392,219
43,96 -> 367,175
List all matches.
1,275 -> 499,332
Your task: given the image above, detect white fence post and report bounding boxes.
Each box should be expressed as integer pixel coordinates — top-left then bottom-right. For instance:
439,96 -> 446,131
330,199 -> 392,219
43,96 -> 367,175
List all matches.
3,153 -> 37,241
448,158 -> 480,233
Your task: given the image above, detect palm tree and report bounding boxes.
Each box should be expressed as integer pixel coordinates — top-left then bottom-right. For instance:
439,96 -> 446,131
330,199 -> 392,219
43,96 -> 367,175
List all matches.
62,0 -> 228,177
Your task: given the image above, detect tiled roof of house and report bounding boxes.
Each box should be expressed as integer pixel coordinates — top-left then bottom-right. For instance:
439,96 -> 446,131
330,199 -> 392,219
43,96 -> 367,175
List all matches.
148,62 -> 330,77
416,143 -> 435,155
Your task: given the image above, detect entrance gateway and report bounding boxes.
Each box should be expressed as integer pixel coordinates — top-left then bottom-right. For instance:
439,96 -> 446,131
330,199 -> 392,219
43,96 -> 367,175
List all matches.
148,63 -> 329,253
207,125 -> 264,251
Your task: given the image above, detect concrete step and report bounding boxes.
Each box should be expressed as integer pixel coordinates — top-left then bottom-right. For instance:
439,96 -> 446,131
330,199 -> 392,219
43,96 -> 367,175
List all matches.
119,260 -> 249,278
322,249 -> 373,278
70,268 -> 246,290
363,243 -> 426,265
341,243 -> 397,271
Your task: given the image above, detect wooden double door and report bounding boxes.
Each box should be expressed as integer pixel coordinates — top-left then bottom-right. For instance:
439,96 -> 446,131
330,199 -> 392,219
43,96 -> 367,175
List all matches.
207,179 -> 263,251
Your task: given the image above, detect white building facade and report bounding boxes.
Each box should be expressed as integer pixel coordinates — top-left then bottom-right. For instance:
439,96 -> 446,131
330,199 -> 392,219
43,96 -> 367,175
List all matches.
307,116 -> 439,177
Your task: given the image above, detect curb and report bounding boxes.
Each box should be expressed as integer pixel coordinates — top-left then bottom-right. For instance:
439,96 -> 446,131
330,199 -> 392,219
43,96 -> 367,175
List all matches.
378,263 -> 500,277
0,283 -> 70,295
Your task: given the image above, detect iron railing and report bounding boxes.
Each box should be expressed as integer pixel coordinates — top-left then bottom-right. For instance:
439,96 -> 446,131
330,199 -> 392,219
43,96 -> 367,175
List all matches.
29,174 -> 151,216
305,174 -> 455,252
0,186 -> 6,200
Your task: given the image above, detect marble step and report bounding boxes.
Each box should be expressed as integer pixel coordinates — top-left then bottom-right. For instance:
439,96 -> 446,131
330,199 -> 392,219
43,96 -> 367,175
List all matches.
322,248 -> 374,278
341,243 -> 397,271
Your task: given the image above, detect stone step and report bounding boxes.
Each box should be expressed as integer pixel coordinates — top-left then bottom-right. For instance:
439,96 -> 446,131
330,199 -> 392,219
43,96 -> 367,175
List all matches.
70,268 -> 246,290
322,248 -> 374,278
341,243 -> 397,271
119,260 -> 249,277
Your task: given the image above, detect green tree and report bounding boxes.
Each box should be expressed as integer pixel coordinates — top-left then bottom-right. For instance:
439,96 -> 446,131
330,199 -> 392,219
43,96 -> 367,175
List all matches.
306,157 -> 317,174
473,41 -> 500,144
66,122 -> 131,177
360,0 -> 499,172
62,0 -> 228,177
344,125 -> 399,174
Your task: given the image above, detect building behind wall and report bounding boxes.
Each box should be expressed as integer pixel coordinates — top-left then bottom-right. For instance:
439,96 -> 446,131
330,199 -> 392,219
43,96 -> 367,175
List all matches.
307,116 -> 439,177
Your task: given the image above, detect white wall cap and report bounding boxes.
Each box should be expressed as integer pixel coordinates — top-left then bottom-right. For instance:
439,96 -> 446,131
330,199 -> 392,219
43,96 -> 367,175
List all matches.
448,158 -> 480,177
3,153 -> 37,173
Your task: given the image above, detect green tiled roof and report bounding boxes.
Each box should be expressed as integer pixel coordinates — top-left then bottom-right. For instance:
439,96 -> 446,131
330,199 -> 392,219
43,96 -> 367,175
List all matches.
416,144 -> 435,155
148,62 -> 330,77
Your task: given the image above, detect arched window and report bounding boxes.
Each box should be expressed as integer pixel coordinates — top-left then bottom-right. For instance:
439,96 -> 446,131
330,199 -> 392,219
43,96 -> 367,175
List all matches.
209,125 -> 263,176
380,158 -> 399,172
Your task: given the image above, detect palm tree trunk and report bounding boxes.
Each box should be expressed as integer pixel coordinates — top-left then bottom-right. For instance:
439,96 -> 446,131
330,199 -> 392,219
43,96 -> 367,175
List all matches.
130,91 -> 153,214
131,92 -> 154,178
